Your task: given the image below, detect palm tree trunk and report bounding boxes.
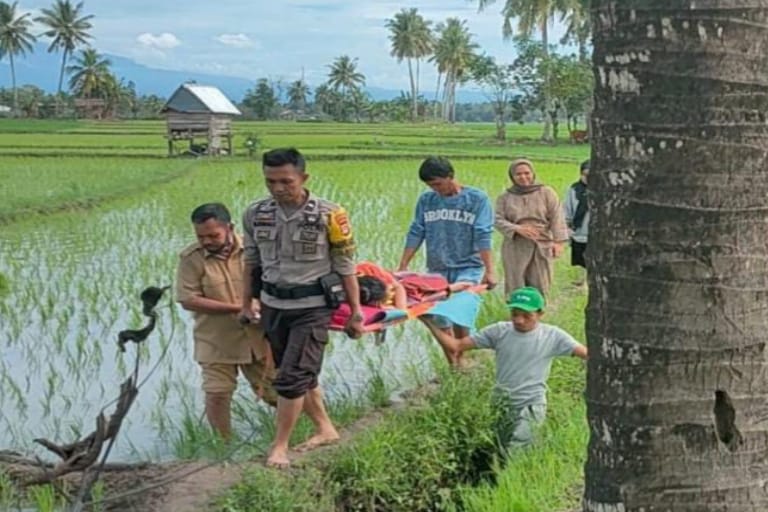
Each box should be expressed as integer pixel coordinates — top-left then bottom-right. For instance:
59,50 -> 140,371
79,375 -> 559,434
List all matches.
434,71 -> 442,119
56,49 -> 69,116
584,3 -> 768,511
10,54 -> 18,118
442,72 -> 451,121
540,18 -> 553,142
407,58 -> 416,121
415,58 -> 421,119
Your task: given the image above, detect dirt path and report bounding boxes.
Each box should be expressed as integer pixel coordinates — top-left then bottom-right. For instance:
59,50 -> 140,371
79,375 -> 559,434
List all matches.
0,384 -> 436,510
145,402 -> 405,512
146,461 -> 245,512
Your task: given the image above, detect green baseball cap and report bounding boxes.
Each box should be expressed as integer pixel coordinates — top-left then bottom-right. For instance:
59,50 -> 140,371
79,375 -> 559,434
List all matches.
506,287 -> 545,312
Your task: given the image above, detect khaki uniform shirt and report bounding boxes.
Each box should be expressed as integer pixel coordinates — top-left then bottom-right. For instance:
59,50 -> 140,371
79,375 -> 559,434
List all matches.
242,191 -> 356,310
176,234 -> 267,364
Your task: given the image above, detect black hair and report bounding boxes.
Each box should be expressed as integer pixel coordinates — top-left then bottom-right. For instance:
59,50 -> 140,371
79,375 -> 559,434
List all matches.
580,160 -> 590,172
358,276 -> 388,306
418,156 -> 454,182
190,202 -> 231,225
262,147 -> 306,172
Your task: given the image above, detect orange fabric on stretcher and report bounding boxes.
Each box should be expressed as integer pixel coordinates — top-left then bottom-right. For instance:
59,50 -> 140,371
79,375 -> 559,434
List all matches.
356,261 -> 396,285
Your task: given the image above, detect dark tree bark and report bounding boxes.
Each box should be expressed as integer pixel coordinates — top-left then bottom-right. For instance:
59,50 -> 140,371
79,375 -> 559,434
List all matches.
584,2 -> 768,511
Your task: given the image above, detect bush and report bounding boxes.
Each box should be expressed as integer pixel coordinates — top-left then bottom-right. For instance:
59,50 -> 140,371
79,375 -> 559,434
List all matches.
326,365 -> 498,512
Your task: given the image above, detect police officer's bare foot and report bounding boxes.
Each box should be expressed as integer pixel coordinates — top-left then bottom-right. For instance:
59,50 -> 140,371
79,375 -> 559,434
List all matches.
294,431 -> 340,452
265,448 -> 291,469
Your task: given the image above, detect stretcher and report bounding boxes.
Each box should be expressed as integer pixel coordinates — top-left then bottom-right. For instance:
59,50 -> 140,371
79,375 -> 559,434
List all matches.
328,283 -> 488,342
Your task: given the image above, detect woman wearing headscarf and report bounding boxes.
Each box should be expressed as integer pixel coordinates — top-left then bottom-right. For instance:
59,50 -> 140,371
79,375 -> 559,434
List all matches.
494,158 -> 568,296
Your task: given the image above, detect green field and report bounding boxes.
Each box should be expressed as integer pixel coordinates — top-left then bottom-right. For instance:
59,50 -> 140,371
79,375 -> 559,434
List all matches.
0,119 -> 589,511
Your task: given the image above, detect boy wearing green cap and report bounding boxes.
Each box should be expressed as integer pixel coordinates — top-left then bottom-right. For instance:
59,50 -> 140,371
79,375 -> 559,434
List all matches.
424,286 -> 587,453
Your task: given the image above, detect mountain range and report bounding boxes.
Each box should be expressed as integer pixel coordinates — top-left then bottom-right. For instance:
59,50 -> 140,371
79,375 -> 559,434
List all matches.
0,44 -> 488,104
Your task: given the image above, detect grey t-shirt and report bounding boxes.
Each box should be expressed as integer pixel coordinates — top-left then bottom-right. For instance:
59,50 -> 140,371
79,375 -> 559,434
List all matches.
471,322 -> 579,408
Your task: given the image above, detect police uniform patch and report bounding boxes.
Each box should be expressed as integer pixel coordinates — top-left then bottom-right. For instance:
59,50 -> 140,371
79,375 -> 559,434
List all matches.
302,243 -> 317,254
255,229 -> 273,240
254,212 -> 276,225
299,230 -> 319,242
328,208 -> 353,243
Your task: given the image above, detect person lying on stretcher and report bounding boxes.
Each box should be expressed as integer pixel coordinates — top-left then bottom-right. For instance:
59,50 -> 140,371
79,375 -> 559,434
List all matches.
355,261 -> 475,310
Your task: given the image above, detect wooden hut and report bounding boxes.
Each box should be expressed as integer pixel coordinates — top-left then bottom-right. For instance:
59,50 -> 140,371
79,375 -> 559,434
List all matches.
161,83 -> 241,156
74,98 -> 110,120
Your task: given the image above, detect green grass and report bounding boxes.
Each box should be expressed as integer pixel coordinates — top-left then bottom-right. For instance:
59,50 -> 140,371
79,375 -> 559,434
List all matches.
0,157 -> 198,222
217,255 -> 587,512
0,119 -> 589,511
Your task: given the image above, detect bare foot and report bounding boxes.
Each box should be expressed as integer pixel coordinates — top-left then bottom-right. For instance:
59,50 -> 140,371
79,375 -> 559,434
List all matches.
294,431 -> 340,453
265,447 -> 290,469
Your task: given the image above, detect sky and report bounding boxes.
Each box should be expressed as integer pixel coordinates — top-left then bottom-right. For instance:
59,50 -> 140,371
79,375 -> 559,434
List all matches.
15,0 -> 568,90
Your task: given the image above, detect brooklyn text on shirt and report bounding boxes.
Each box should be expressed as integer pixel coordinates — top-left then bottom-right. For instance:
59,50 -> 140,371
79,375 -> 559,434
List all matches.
423,209 -> 477,224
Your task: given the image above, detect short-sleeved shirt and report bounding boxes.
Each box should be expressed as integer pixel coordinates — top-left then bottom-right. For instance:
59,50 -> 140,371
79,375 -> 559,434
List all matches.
175,234 -> 267,364
471,322 -> 579,408
242,191 -> 356,310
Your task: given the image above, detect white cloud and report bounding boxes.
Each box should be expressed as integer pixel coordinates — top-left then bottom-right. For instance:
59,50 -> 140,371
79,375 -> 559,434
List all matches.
136,32 -> 181,50
215,33 -> 257,49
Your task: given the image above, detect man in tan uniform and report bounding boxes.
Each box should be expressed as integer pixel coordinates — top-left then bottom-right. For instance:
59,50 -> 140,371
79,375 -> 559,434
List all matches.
241,147 -> 364,468
176,202 -> 276,440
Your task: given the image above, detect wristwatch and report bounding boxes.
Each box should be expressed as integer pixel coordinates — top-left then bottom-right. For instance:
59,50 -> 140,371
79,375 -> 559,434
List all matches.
350,312 -> 364,322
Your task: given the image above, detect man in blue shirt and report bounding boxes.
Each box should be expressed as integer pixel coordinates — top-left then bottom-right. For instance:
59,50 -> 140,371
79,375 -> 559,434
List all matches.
398,156 -> 497,366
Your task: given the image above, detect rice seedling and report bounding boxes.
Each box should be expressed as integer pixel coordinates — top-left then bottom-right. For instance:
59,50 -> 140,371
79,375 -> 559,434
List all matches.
1,119 -> 590,510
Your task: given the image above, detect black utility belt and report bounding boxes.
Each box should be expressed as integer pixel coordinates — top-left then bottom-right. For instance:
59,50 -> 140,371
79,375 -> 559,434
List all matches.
263,281 -> 324,300
262,274 -> 346,309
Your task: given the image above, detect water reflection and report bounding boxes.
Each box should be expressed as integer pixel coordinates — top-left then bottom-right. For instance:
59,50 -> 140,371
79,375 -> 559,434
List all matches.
0,189 -> 434,461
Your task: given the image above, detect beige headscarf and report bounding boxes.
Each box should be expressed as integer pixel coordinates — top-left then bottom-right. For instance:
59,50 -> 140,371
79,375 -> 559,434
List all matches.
507,158 -> 543,195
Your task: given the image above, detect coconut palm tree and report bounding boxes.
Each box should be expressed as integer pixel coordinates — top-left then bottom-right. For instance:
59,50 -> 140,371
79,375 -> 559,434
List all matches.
36,0 -> 93,106
477,0 -> 579,140
287,79 -> 310,111
431,18 -> 478,123
0,1 -> 36,116
66,47 -> 111,98
560,0 -> 590,62
327,55 -> 365,96
385,8 -> 434,121
585,2 -> 768,510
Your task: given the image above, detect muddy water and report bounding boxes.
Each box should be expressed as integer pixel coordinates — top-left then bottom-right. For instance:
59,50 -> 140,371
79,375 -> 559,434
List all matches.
0,180 -> 434,461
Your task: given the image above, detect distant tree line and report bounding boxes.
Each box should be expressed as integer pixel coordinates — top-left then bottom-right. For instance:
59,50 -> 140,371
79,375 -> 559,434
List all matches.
1,0 -> 594,141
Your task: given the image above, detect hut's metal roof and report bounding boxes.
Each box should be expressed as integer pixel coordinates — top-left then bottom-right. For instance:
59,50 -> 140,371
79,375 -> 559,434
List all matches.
162,83 -> 241,115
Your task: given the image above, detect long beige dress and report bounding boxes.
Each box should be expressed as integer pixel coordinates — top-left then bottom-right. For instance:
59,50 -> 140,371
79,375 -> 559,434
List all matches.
494,186 -> 568,297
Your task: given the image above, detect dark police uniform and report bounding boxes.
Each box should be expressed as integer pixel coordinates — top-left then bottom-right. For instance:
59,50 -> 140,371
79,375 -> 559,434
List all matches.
242,191 -> 355,398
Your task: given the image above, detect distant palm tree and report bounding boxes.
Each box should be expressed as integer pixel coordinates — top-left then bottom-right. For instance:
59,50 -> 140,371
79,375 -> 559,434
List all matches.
477,0 -> 579,140
287,79 -> 310,111
348,88 -> 371,123
386,8 -> 433,121
0,1 -> 36,116
66,47 -> 110,98
36,0 -> 93,106
327,55 -> 365,96
431,18 -> 478,123
561,0 -> 590,61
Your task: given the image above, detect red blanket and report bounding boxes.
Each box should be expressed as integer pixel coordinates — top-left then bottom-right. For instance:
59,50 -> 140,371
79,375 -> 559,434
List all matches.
394,272 -> 449,302
330,303 -> 388,327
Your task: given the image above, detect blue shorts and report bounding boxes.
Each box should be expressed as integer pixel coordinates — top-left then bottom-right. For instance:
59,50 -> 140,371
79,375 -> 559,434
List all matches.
429,266 -> 483,329
434,266 -> 484,286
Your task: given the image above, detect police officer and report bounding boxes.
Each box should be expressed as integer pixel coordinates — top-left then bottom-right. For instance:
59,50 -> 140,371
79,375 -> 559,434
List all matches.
176,202 -> 277,440
240,147 -> 364,468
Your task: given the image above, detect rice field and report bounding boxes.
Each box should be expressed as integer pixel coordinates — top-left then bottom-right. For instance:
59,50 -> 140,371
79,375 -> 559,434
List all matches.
0,119 -> 589,509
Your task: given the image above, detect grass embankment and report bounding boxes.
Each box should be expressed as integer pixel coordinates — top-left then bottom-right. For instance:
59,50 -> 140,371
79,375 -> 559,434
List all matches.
219,265 -> 587,512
